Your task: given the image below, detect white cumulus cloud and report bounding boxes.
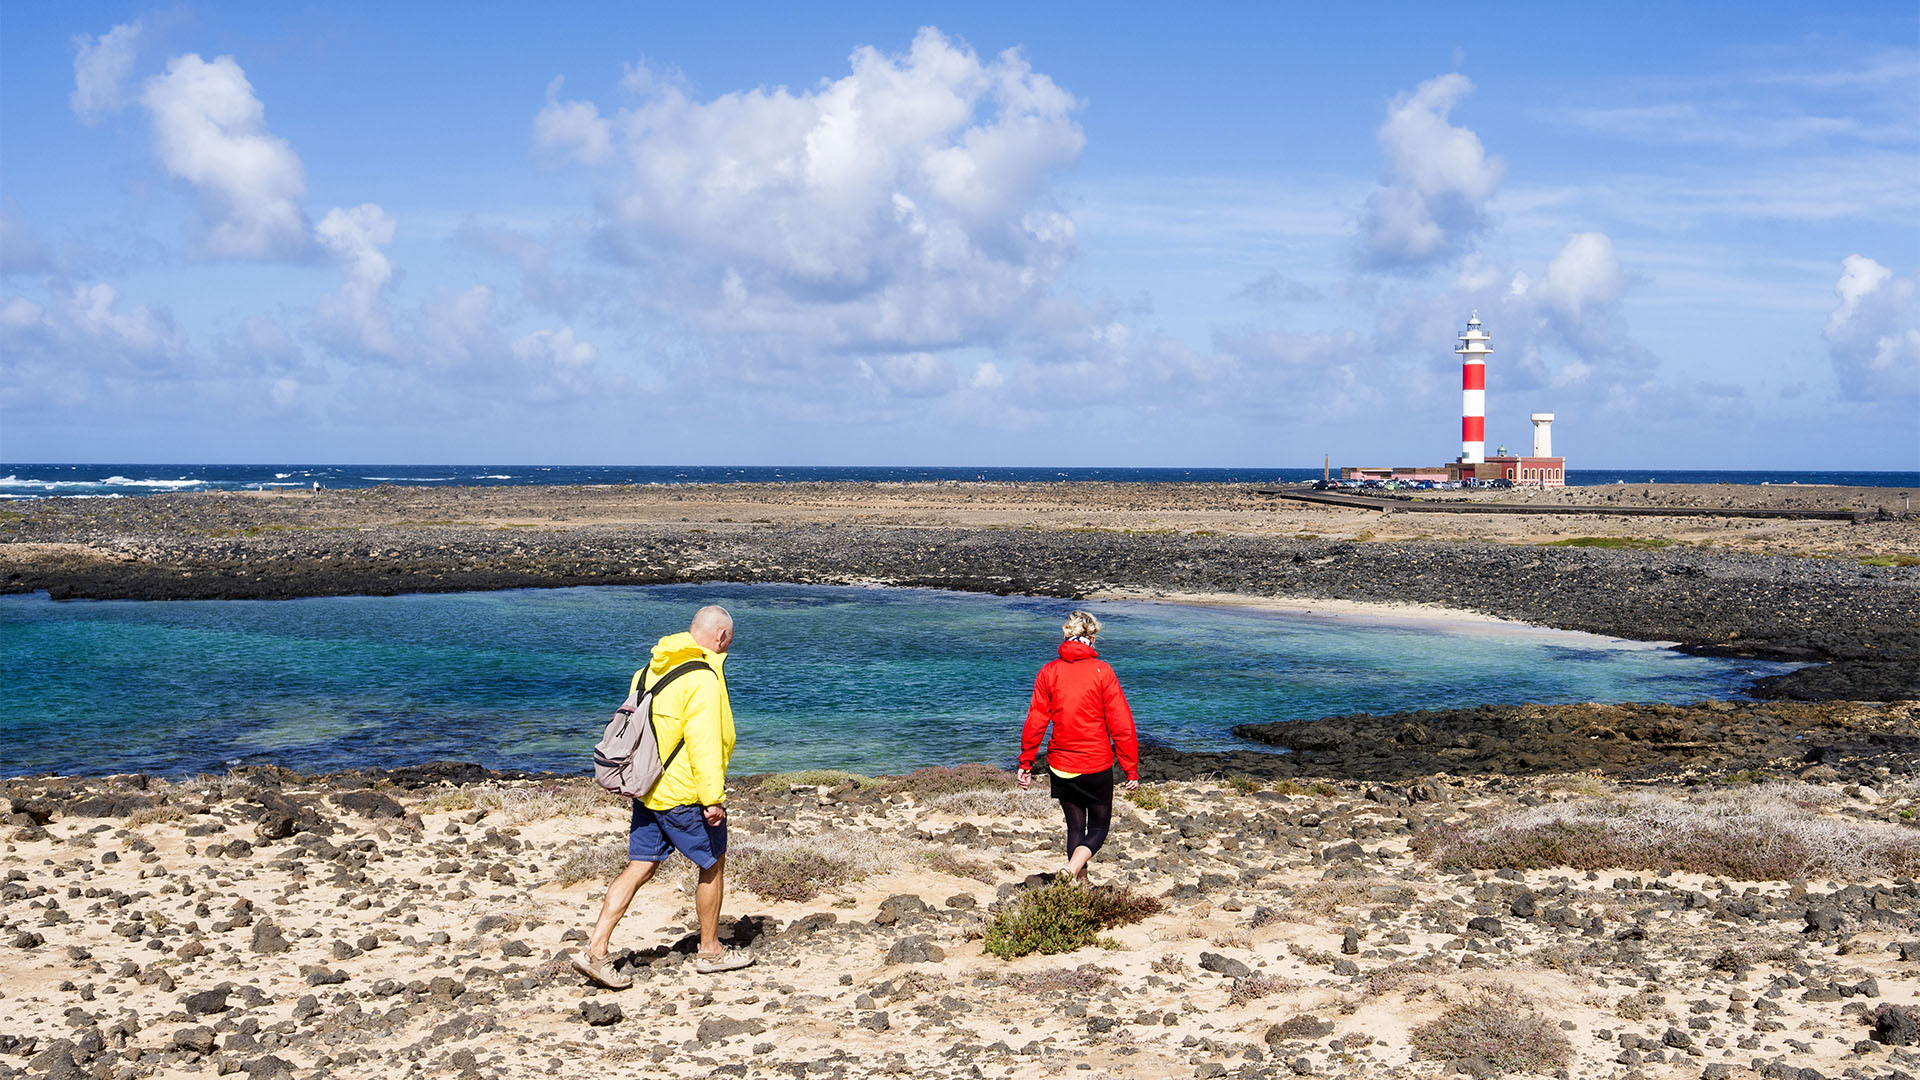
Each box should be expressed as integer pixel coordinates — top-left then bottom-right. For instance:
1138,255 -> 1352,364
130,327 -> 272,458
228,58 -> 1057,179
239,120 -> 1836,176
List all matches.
554,26 -> 1085,371
315,203 -> 398,355
1531,232 -> 1626,327
1824,255 -> 1919,404
71,22 -> 143,123
142,54 -> 311,259
863,352 -> 957,397
0,283 -> 185,413
532,77 -> 611,165
1359,73 -> 1504,270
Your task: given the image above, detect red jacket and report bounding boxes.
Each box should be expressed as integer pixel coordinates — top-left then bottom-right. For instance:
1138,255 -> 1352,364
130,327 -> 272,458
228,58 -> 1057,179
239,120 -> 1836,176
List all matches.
1020,641 -> 1139,780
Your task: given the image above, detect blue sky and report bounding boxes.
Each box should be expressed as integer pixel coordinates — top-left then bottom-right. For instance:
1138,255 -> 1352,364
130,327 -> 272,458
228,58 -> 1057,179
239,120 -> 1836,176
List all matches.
2,3 -> 1915,468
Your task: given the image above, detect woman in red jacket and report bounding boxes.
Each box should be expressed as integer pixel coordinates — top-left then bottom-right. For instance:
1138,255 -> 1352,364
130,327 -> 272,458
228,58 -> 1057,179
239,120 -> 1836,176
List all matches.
1018,610 -> 1140,882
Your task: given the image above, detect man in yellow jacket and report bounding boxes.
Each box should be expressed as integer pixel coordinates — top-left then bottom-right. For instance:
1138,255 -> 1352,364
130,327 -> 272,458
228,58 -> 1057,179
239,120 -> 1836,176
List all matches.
572,605 -> 753,987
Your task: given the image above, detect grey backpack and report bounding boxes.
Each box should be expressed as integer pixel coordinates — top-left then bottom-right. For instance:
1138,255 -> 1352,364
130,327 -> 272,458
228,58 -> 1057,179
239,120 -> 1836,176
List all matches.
592,660 -> 711,799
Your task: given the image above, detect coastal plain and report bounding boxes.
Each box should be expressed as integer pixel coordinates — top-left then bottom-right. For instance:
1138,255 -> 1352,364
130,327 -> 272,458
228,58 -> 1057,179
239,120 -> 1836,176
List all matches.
3,481 -> 1918,1079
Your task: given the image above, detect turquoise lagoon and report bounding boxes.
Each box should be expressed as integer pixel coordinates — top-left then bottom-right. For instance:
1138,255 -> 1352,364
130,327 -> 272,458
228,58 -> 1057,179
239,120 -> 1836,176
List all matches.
0,584 -> 1797,778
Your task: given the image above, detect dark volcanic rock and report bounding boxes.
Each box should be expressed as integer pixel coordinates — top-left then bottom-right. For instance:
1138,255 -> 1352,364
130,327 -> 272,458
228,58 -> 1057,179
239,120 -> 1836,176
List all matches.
1869,1004 -> 1919,1046
1199,952 -> 1251,978
1218,701 -> 1920,782
182,987 -> 229,1016
250,921 -> 290,955
580,1002 -> 622,1027
331,790 -> 404,819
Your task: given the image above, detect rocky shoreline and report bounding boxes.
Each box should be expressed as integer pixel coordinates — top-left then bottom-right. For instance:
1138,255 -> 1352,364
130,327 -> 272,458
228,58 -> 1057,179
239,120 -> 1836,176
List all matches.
3,485 -> 1916,701
3,758 -> 1917,1080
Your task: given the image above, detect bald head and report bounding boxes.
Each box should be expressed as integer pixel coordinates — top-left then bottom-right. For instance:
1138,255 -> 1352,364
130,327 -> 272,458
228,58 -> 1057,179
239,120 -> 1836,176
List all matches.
689,605 -> 734,654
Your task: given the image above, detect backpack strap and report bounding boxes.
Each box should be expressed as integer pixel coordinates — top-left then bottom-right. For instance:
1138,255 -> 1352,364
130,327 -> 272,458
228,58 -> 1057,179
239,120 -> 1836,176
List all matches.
641,660 -> 714,775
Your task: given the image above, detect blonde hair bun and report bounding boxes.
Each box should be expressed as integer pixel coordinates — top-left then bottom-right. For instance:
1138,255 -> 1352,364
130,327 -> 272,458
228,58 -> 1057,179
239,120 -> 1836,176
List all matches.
1062,610 -> 1101,640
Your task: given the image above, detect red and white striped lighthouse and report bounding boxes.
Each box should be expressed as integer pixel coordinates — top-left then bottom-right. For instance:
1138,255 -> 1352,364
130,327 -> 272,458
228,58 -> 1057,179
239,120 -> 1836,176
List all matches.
1456,312 -> 1490,464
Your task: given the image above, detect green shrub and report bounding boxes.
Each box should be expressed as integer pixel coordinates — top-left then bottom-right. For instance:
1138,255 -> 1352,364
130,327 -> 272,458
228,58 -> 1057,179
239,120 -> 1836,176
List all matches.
1226,774 -> 1262,795
984,880 -> 1162,960
1123,786 -> 1166,810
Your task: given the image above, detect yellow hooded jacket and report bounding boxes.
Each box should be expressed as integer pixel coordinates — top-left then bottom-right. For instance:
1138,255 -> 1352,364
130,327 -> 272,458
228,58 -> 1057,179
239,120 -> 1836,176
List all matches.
629,632 -> 733,811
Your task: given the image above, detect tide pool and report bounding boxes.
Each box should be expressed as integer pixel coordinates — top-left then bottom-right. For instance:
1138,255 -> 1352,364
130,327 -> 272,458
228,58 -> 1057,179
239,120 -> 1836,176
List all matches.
0,584 -> 1797,778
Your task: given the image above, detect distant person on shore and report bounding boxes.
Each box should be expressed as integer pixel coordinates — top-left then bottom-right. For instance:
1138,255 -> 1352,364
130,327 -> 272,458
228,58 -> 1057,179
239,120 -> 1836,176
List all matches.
571,605 -> 754,988
1018,610 -> 1139,882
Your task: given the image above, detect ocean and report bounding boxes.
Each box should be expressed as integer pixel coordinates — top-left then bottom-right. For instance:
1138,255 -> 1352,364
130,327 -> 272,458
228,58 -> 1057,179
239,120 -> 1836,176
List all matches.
1,463 -> 1915,499
0,583 -> 1798,779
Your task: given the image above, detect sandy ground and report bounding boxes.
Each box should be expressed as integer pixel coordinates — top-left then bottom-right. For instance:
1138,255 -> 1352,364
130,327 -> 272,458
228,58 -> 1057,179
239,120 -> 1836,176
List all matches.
3,769 -> 1917,1080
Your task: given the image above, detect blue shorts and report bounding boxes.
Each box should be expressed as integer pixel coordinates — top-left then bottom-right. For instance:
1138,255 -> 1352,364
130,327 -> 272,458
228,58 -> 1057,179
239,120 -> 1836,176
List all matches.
628,803 -> 727,869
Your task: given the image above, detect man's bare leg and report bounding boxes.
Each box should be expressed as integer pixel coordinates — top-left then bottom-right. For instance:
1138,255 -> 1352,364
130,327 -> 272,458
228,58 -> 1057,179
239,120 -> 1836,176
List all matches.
588,860 -> 658,959
695,855 -> 725,954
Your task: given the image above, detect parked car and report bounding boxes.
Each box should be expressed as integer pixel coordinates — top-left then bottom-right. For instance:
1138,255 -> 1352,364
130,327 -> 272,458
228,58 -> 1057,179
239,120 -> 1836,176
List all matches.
1489,478 -> 1514,489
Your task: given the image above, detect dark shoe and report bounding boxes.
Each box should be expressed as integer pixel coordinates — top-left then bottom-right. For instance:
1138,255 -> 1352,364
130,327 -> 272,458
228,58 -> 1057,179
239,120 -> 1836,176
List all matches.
569,950 -> 632,989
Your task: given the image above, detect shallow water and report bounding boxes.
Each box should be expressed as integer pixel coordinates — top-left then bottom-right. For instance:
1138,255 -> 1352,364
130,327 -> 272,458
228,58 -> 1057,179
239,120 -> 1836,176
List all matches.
0,584 -> 1797,777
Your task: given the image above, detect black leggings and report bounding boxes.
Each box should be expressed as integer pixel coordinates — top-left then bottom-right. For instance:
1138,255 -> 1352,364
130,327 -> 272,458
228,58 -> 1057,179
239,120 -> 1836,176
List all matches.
1061,800 -> 1114,858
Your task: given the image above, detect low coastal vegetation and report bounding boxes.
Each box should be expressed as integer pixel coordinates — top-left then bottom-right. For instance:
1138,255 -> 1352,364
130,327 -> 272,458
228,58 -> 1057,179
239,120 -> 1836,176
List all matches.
997,964 -> 1113,994
731,833 -> 895,902
926,785 -> 1052,816
984,880 -> 1162,959
1861,553 -> 1920,567
417,780 -> 608,823
1540,535 -> 1675,550
1408,988 -> 1574,1075
1413,785 -> 1920,879
754,769 -> 877,795
884,763 -> 1014,799
551,839 -> 634,887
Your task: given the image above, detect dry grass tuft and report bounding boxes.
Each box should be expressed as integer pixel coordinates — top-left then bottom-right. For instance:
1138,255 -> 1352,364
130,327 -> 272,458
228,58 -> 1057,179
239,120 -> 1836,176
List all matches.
755,769 -> 876,795
1614,990 -> 1667,1022
926,786 -> 1054,817
1279,878 -> 1412,920
416,780 -> 611,823
125,805 -> 187,827
1227,973 -> 1304,1007
551,840 -> 630,887
1414,785 -> 1920,880
886,763 -> 1013,799
1360,956 -> 1451,999
730,833 -> 896,902
1002,964 -> 1115,994
1409,990 -> 1573,1074
921,849 -> 997,884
